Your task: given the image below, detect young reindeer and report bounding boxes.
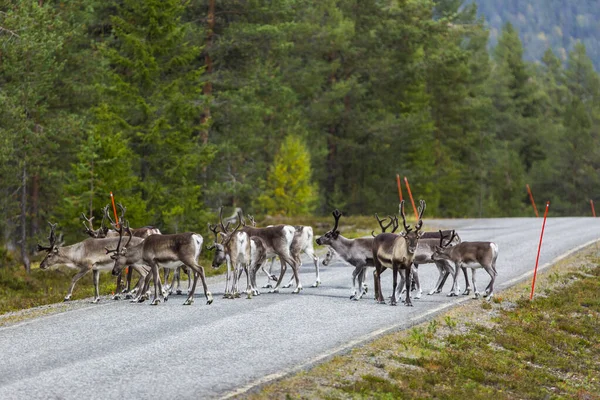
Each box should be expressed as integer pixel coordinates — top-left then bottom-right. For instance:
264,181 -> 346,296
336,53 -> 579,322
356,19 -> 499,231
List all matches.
227,210 -> 300,294
372,200 -> 426,306
431,231 -> 499,300
110,221 -> 213,306
246,215 -> 321,289
207,218 -> 251,299
36,222 -> 147,303
208,214 -> 269,298
315,209 -> 374,300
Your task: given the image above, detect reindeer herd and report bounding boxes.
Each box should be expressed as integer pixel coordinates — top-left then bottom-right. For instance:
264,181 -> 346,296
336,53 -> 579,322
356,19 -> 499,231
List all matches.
35,200 -> 499,307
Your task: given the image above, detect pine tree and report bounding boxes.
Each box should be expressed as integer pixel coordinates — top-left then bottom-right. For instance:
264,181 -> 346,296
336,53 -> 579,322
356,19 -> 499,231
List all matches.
255,135 -> 317,216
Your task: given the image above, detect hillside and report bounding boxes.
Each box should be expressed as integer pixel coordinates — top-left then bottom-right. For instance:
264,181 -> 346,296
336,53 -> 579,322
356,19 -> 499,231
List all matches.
471,0 -> 600,69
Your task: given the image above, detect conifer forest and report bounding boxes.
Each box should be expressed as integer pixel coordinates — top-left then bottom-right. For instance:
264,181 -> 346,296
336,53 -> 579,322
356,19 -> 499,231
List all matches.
2,0 -> 600,268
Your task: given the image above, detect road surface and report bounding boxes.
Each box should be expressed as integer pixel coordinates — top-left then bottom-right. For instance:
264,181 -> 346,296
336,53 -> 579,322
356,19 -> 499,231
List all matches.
0,217 -> 598,399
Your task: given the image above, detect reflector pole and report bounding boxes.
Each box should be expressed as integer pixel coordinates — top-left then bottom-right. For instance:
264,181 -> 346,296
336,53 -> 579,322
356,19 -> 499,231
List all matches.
403,177 -> 418,221
110,192 -> 120,229
530,201 -> 550,300
526,184 -> 539,218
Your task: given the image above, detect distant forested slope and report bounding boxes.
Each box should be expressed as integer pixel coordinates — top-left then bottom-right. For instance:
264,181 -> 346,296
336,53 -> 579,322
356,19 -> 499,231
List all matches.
471,0 -> 600,69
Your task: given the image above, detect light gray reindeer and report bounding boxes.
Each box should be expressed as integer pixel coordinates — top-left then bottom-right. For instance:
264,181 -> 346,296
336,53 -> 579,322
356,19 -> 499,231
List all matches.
315,210 -> 374,300
372,200 -> 426,306
110,222 -> 213,306
431,231 -> 499,300
246,215 -> 321,289
36,222 -> 147,303
207,214 -> 268,298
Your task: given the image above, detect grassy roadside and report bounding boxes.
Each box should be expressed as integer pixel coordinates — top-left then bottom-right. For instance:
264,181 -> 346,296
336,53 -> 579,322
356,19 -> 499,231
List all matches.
243,243 -> 600,400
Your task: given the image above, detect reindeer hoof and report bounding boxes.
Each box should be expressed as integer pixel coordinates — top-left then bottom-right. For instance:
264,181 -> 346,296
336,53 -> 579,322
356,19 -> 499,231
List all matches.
405,302 -> 414,307
269,275 -> 277,281
447,292 -> 457,297
292,287 -> 302,294
377,300 -> 386,305
183,298 -> 194,305
91,298 -> 100,304
150,298 -> 161,305
112,295 -> 121,300
176,289 -> 182,295
269,288 -> 280,293
125,294 -> 133,300
311,281 -> 320,288
283,284 -> 292,289
350,294 -> 356,300
262,283 -> 273,289
63,298 -> 71,302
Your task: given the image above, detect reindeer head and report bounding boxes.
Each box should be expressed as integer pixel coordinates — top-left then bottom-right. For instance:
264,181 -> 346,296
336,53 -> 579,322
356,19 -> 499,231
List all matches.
108,220 -> 133,276
315,209 -> 343,246
207,212 -> 243,269
36,222 -> 64,269
398,200 -> 426,254
431,229 -> 457,262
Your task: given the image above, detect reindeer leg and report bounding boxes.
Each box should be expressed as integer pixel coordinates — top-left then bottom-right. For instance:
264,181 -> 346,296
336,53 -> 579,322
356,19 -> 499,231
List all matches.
404,264 -> 413,307
374,265 -> 385,304
261,258 -> 276,288
149,262 -> 162,305
64,267 -> 90,301
269,259 -> 287,293
191,263 -> 213,305
461,266 -> 471,296
311,251 -> 321,287
114,271 -> 124,300
289,256 -> 303,293
91,269 -> 101,303
125,266 -> 133,293
483,266 -> 497,300
390,264 -> 399,306
350,267 -> 360,300
446,260 -> 460,296
471,268 -> 480,299
412,265 -> 422,299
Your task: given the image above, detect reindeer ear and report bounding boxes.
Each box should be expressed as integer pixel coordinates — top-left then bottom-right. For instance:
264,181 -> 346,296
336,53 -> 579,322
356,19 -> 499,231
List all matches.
333,230 -> 340,239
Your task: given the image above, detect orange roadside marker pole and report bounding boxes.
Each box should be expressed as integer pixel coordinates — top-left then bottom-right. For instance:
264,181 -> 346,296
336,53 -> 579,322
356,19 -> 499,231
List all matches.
590,199 -> 596,217
403,177 -> 418,221
110,192 -> 120,228
396,174 -> 403,202
530,201 -> 550,300
526,184 -> 539,218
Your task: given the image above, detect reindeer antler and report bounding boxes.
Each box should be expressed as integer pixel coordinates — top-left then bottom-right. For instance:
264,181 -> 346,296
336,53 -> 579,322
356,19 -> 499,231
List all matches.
439,229 -> 456,248
36,222 -> 58,252
206,223 -> 220,250
414,200 -> 426,232
372,213 -> 393,237
80,213 -> 98,238
399,200 -> 412,233
247,214 -> 256,227
331,209 -> 342,233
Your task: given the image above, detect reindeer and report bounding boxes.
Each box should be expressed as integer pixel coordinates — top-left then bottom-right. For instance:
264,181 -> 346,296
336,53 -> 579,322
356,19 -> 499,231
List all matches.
372,200 -> 426,306
315,210 -> 374,300
36,222 -> 147,303
207,215 -> 269,298
246,215 -> 321,289
225,211 -> 300,294
110,221 -> 213,306
81,204 -> 162,298
206,218 -> 251,298
431,231 -> 499,300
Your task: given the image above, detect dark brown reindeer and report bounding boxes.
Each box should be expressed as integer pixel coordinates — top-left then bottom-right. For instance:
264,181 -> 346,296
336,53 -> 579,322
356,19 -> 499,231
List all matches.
110,220 -> 213,306
431,231 -> 499,300
36,222 -> 147,303
372,200 -> 426,306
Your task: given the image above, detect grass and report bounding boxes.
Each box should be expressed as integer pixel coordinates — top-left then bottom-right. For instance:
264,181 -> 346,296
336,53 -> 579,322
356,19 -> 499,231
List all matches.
244,245 -> 600,400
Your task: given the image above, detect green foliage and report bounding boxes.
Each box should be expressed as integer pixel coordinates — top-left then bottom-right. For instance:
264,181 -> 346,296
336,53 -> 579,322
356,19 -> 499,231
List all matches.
2,0 -> 600,263
256,135 -> 317,216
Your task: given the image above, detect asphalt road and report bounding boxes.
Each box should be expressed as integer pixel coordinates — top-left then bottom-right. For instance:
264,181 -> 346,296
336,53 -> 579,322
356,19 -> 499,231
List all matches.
1,217 -> 599,400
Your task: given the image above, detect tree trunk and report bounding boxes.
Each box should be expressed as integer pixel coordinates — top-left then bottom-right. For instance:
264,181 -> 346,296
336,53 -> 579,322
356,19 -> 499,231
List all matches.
21,163 -> 30,273
200,0 -> 215,146
31,173 -> 40,237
